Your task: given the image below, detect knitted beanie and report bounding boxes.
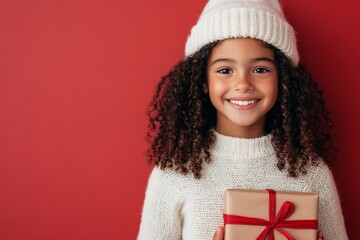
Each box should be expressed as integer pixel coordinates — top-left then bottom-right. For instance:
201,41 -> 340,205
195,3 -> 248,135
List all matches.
185,0 -> 299,65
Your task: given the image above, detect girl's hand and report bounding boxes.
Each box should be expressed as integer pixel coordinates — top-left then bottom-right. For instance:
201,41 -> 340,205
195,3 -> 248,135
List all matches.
212,227 -> 324,240
212,226 -> 224,240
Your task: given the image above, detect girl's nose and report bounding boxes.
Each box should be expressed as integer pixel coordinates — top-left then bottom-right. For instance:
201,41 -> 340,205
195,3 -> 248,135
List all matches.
233,73 -> 253,92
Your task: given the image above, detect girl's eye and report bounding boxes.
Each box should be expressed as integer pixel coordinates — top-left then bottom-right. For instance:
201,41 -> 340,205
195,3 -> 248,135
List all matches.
253,67 -> 269,74
217,68 -> 232,74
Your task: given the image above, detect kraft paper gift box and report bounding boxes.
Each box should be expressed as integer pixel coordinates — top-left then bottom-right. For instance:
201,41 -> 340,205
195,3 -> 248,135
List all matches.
223,189 -> 319,240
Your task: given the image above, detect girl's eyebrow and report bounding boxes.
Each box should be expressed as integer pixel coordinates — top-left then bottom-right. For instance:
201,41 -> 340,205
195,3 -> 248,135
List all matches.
210,58 -> 236,66
210,57 -> 275,66
251,57 -> 276,65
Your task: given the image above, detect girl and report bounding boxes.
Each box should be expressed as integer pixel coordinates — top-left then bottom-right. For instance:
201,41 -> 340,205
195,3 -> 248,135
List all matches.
138,0 -> 348,239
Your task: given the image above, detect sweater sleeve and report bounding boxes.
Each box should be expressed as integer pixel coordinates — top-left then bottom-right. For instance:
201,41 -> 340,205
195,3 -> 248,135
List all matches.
311,164 -> 348,240
137,167 -> 183,240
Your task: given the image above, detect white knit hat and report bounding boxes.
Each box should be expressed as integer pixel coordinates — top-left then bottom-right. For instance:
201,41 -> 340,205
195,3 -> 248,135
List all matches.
185,0 -> 299,65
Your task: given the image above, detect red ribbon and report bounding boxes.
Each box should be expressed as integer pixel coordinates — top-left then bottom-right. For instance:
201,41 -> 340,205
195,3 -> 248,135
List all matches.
223,189 -> 318,240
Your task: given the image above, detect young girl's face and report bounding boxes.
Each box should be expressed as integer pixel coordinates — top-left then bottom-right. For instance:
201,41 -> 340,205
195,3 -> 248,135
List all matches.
207,38 -> 278,138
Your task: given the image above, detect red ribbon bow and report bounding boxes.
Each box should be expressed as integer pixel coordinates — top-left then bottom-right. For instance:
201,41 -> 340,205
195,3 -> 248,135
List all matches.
223,189 -> 318,240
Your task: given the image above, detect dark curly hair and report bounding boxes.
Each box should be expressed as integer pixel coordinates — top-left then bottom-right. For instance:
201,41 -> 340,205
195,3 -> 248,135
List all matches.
146,40 -> 338,179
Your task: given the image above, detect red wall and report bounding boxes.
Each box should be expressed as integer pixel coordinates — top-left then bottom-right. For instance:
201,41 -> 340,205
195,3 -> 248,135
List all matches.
0,0 -> 359,239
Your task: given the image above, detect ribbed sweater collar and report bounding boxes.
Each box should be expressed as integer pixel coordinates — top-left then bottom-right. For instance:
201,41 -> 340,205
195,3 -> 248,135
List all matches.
212,131 -> 275,159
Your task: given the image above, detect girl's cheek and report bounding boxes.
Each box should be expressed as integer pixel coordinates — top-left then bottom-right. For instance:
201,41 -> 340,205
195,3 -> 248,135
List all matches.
211,80 -> 228,91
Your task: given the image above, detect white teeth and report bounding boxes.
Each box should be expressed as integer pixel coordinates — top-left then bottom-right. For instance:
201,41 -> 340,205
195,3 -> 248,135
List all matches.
229,99 -> 258,106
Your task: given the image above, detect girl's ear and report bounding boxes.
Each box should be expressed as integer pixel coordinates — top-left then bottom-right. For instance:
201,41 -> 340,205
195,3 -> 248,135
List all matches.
203,83 -> 209,94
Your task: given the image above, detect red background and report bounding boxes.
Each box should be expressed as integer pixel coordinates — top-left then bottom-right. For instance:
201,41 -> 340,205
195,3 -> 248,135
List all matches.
0,0 -> 359,239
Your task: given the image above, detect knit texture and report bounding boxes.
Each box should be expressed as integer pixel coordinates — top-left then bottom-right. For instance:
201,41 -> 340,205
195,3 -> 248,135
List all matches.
138,132 -> 348,240
185,0 -> 299,65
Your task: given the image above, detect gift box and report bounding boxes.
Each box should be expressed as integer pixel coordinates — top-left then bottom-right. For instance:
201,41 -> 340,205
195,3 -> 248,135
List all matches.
223,189 -> 319,240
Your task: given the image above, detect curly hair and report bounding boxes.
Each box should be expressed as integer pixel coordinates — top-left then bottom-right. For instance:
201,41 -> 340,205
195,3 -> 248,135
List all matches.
146,40 -> 338,179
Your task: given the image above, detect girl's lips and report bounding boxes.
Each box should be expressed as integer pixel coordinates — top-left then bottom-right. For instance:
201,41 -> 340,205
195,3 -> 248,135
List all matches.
226,98 -> 261,110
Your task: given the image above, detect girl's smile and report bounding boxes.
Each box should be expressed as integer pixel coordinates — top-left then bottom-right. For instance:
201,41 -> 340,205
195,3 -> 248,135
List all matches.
207,38 -> 278,138
226,97 -> 261,110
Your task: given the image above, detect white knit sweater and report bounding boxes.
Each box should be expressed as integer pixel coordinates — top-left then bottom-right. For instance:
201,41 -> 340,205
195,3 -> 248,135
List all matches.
138,132 -> 348,240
